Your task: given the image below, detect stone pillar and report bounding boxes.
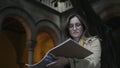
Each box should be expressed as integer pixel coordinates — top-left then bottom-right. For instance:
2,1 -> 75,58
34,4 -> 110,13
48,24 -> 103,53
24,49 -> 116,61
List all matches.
28,40 -> 36,68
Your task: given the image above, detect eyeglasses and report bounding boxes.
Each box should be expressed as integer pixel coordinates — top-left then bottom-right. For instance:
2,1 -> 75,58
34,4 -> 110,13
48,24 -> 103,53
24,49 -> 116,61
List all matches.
69,23 -> 82,30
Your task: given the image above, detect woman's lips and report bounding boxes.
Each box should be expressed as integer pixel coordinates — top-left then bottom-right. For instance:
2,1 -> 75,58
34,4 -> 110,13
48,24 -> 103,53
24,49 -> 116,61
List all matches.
73,32 -> 79,34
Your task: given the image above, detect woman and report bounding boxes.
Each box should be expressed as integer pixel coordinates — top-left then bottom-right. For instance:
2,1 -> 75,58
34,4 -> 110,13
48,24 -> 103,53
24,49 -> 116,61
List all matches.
47,13 -> 101,68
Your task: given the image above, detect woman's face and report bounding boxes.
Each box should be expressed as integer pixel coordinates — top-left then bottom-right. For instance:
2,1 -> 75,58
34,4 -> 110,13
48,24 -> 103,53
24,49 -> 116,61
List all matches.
68,16 -> 84,39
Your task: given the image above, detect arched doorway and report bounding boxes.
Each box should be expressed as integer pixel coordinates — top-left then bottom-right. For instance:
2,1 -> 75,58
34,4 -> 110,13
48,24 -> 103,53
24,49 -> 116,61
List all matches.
33,32 -> 54,63
0,16 -> 30,68
0,7 -> 35,68
33,20 -> 61,63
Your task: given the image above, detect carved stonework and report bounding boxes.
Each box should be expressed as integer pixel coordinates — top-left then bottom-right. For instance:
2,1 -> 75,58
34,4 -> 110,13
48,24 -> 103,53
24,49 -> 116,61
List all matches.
35,0 -> 73,13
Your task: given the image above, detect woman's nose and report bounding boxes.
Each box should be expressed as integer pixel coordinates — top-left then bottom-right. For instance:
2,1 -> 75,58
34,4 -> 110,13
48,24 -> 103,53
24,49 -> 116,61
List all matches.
73,25 -> 77,30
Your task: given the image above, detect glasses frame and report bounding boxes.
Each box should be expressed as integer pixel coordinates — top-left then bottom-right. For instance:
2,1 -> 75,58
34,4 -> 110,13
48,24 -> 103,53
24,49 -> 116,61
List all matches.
68,23 -> 82,30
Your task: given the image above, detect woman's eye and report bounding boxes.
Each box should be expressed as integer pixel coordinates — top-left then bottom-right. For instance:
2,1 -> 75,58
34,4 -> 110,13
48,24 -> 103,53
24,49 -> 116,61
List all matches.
69,24 -> 74,28
75,23 -> 81,27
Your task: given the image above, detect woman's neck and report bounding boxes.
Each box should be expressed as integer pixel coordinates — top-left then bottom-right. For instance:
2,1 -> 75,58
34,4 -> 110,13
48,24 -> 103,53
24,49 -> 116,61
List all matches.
73,37 -> 80,42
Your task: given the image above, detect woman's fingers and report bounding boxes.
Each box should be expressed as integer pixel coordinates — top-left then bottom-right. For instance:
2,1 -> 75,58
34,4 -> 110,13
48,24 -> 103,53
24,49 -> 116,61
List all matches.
46,61 -> 57,68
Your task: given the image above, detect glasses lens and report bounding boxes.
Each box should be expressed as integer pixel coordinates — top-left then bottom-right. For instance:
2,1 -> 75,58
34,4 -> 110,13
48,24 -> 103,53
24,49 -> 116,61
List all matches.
69,24 -> 73,29
75,23 -> 81,27
69,23 -> 81,30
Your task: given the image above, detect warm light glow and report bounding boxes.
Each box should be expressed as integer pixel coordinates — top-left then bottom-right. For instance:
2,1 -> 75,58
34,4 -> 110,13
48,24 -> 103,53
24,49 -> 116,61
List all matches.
33,32 -> 54,63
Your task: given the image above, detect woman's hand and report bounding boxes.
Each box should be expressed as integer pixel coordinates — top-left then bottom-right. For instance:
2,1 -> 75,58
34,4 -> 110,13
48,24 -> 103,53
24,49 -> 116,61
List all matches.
46,56 -> 69,68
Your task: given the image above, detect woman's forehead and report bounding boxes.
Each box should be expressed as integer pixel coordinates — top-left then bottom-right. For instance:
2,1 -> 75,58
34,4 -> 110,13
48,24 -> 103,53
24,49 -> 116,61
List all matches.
70,16 -> 81,24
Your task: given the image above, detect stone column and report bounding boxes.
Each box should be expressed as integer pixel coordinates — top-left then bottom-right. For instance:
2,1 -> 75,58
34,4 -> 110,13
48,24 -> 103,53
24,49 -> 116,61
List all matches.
28,40 -> 36,68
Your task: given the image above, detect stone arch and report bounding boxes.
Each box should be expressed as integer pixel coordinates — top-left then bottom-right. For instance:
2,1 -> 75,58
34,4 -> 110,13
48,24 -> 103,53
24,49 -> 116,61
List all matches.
33,20 -> 61,63
0,7 -> 35,68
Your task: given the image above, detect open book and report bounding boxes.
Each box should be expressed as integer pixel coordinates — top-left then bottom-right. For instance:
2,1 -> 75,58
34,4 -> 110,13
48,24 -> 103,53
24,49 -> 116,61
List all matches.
26,38 -> 93,68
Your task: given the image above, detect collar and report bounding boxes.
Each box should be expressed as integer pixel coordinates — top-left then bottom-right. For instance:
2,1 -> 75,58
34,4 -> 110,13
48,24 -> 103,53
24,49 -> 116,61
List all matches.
79,39 -> 85,46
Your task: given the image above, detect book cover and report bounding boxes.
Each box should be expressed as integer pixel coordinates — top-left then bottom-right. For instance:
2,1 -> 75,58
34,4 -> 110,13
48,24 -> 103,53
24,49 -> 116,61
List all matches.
26,38 -> 93,68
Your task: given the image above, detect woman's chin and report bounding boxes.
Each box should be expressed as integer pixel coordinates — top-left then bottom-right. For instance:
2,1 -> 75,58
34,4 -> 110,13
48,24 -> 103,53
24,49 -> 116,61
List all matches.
72,35 -> 80,38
